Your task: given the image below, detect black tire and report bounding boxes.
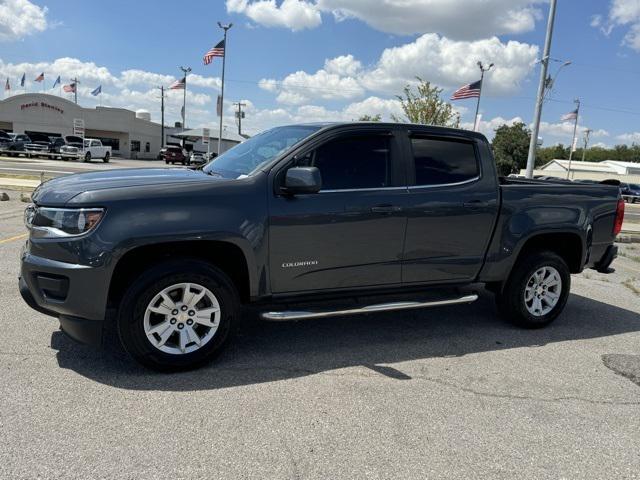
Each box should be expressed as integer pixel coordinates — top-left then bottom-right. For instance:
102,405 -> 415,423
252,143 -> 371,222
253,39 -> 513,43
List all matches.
117,259 -> 240,371
103,152 -> 110,163
165,160 -> 169,165
84,152 -> 91,162
496,251 -> 570,329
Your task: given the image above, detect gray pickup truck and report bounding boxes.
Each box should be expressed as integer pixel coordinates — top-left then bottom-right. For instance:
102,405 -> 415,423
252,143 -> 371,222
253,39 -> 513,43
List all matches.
19,122 -> 625,370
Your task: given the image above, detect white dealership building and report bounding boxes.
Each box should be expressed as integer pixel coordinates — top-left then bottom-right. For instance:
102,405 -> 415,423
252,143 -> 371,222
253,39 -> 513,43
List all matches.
0,93 -> 243,158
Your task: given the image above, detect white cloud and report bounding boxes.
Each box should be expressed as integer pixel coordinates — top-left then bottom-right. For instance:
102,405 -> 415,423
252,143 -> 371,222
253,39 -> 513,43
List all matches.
258,55 -> 365,105
616,131 -> 640,143
324,54 -> 361,77
226,0 -> 321,31
260,35 -> 538,105
461,116 -> 524,139
227,0 -> 546,39
317,0 -> 545,39
0,0 -> 48,41
360,34 -> 538,95
538,122 -> 609,140
595,0 -> 640,51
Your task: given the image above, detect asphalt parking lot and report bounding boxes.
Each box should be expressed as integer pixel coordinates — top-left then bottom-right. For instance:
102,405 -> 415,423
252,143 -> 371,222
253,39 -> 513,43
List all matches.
1,197 -> 639,479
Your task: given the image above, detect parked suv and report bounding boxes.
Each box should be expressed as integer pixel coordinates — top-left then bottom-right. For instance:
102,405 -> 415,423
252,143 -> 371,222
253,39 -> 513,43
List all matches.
164,146 -> 187,165
19,123 -> 623,371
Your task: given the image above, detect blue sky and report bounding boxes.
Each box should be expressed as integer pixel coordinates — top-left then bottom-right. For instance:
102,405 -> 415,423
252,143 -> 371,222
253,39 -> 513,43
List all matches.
1,0 -> 639,146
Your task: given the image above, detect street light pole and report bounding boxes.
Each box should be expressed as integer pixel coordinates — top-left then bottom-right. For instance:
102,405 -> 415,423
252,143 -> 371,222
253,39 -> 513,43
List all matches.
217,22 -> 232,156
525,0 -> 558,178
566,98 -> 581,180
474,62 -> 493,131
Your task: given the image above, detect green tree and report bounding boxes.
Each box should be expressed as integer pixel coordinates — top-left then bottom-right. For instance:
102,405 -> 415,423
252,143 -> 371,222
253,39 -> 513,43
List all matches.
392,78 -> 460,127
491,122 -> 531,175
358,114 -> 382,122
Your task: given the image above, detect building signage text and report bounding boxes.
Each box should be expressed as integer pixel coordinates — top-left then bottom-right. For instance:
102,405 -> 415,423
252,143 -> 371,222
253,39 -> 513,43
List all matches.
20,101 -> 64,115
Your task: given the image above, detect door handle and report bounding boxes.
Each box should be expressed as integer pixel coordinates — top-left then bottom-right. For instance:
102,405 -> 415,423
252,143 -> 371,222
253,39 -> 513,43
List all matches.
463,200 -> 489,209
371,205 -> 403,214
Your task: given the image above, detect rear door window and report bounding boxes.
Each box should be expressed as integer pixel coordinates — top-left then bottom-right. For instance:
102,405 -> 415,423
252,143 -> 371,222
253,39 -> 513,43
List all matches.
410,137 -> 479,186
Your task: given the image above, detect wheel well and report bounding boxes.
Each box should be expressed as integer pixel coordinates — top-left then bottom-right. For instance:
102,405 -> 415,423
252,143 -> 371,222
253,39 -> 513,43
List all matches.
107,241 -> 251,308
515,232 -> 583,274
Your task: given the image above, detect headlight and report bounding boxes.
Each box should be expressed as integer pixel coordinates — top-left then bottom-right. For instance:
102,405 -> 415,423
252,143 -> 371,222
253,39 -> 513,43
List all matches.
25,205 -> 105,238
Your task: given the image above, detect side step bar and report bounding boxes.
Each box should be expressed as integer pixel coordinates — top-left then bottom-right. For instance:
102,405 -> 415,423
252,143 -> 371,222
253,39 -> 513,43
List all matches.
261,294 -> 478,321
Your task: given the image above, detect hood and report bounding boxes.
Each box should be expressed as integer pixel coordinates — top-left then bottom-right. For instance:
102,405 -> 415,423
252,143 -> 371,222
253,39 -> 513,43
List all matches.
32,168 -> 220,205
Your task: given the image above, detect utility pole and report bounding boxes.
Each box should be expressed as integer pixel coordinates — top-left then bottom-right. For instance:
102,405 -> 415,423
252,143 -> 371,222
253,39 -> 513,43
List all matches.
581,128 -> 592,163
234,102 -> 246,136
70,77 -> 80,104
217,22 -> 232,156
566,98 -> 581,180
525,0 -> 558,178
157,85 -> 165,147
474,62 -> 494,131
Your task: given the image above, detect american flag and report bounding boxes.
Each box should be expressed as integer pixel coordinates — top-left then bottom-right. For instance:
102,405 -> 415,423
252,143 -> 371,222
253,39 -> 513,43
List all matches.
34,72 -> 44,82
203,39 -> 225,65
169,77 -> 186,90
561,109 -> 578,121
63,82 -> 76,93
450,79 -> 482,100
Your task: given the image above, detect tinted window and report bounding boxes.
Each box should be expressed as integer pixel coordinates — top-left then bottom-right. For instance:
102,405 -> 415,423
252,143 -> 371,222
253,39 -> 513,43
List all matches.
310,135 -> 391,190
410,137 -> 478,186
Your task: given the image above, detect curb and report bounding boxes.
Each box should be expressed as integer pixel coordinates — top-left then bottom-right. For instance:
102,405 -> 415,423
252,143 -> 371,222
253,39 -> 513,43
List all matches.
617,233 -> 640,244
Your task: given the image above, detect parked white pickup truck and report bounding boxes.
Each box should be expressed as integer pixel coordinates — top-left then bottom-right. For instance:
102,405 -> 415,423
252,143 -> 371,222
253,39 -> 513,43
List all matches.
60,138 -> 111,163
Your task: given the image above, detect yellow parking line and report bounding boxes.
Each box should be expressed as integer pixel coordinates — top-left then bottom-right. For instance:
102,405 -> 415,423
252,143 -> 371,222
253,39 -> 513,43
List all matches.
0,233 -> 28,244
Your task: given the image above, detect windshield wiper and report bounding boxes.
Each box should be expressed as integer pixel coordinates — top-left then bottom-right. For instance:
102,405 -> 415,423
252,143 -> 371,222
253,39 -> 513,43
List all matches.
205,170 -> 224,177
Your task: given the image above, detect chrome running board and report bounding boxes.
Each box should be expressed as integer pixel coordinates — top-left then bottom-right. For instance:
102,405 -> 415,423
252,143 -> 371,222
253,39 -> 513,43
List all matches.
261,294 -> 478,321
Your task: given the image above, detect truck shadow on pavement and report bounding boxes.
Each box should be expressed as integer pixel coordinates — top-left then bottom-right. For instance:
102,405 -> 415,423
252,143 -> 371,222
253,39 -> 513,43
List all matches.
51,291 -> 640,391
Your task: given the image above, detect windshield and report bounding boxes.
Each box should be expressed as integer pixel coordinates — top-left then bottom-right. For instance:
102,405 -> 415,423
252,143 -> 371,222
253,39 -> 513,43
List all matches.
203,125 -> 321,178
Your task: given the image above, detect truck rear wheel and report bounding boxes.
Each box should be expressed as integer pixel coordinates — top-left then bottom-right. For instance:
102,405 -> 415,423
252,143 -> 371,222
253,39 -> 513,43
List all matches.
103,152 -> 110,163
496,251 -> 570,329
117,259 -> 240,371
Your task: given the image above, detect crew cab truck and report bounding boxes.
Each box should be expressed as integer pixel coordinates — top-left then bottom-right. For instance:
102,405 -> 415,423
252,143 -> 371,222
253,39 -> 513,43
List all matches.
19,122 -> 624,371
60,138 -> 111,162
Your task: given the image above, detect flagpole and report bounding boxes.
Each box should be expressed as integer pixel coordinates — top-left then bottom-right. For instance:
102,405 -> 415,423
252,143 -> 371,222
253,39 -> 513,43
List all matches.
566,98 -> 580,180
473,62 -> 494,131
217,22 -> 232,156
178,67 -> 191,151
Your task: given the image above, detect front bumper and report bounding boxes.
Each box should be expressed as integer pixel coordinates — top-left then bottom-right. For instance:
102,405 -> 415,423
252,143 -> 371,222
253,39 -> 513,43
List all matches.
19,276 -> 103,346
20,249 -> 110,346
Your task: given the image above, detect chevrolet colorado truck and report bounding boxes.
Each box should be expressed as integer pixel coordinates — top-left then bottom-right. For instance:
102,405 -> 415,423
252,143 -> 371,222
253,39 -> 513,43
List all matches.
19,123 -> 624,370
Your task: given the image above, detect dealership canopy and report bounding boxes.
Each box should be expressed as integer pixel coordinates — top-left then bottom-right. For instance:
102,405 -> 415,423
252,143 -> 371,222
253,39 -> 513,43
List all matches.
169,127 -> 245,144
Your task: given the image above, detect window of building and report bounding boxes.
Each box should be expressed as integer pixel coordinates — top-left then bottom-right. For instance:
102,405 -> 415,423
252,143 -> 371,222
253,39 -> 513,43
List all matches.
95,137 -> 120,151
131,140 -> 140,152
305,135 -> 391,191
145,142 -> 150,153
410,137 -> 479,186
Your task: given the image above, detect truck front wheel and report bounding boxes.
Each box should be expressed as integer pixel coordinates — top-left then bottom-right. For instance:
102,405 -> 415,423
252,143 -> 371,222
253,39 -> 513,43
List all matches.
496,251 -> 570,329
117,259 -> 240,371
